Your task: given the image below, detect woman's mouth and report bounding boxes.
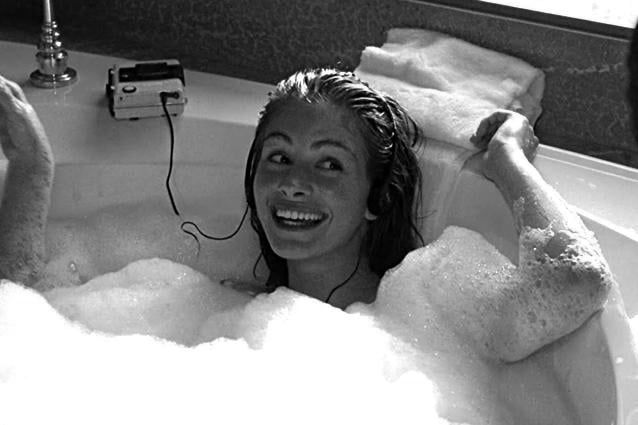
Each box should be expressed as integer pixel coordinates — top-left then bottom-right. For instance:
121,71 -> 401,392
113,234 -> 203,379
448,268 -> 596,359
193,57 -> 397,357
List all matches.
271,207 -> 327,229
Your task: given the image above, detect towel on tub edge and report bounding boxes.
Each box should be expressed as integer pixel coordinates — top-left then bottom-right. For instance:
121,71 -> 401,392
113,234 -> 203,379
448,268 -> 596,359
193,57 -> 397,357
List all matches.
354,28 -> 545,150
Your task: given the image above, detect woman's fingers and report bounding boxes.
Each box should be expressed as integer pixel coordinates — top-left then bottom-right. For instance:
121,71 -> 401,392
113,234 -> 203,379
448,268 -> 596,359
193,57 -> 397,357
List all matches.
1,76 -> 27,103
471,110 -> 511,149
0,75 -> 46,162
0,77 -> 15,111
524,133 -> 540,162
0,76 -> 30,115
0,77 -> 15,156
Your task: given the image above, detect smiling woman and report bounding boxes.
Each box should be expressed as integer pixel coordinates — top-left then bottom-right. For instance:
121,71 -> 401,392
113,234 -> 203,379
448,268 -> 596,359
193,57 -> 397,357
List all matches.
254,105 -> 376,306
244,69 -> 424,308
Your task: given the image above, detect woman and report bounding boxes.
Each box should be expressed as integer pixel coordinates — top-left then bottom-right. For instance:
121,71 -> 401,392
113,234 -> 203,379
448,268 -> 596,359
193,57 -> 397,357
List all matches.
244,69 -> 422,308
0,69 -> 612,361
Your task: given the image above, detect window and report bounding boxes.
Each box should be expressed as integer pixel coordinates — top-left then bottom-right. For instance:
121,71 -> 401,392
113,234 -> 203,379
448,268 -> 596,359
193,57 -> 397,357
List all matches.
409,0 -> 636,39
480,0 -> 637,29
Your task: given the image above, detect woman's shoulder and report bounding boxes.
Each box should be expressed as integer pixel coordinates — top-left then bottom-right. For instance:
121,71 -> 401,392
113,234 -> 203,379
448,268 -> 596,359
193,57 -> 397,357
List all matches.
220,279 -> 269,297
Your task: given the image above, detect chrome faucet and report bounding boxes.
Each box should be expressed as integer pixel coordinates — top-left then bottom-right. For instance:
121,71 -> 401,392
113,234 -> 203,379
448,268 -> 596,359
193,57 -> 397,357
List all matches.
29,0 -> 77,88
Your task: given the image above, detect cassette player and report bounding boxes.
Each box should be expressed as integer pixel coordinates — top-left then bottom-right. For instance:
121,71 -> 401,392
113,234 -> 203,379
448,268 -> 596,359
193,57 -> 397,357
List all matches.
106,59 -> 186,120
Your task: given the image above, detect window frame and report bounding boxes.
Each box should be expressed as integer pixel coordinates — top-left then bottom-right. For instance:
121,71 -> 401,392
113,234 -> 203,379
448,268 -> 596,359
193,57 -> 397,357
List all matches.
403,0 -> 634,40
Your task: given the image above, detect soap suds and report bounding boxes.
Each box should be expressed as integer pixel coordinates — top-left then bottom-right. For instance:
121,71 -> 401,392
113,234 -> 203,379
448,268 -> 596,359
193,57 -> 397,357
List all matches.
0,225 -> 590,425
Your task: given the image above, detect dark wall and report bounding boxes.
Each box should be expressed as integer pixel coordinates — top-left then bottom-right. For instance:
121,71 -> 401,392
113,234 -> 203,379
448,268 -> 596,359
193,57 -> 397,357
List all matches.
2,0 -> 635,167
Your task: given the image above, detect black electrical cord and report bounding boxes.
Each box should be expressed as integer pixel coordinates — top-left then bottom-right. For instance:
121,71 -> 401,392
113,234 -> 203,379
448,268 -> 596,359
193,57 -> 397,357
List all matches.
160,92 -> 248,246
180,207 -> 248,241
324,250 -> 362,304
159,93 -> 357,298
160,92 -> 181,216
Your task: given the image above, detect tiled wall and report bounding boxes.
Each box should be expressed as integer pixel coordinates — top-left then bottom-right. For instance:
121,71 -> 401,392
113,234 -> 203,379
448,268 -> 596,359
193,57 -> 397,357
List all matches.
3,0 -> 636,167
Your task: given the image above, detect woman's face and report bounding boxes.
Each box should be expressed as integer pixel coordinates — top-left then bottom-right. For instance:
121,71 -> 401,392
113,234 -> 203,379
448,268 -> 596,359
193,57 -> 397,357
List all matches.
253,100 -> 372,262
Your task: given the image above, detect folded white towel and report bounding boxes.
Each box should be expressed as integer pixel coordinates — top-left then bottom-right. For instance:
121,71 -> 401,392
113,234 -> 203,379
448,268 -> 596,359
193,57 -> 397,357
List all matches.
355,28 -> 545,150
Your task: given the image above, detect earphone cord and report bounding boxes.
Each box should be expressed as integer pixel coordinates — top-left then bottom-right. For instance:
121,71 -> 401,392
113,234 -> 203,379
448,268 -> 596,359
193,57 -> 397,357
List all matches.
324,250 -> 362,304
180,207 -> 248,241
161,94 -> 360,298
161,94 -> 248,249
161,92 -> 181,216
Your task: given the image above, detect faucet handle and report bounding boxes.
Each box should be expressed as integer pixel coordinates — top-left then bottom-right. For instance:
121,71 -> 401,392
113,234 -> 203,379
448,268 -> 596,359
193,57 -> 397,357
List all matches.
30,20 -> 77,88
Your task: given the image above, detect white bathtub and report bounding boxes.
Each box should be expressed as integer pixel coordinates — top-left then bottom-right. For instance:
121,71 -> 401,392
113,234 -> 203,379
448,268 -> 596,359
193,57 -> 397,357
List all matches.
0,40 -> 637,424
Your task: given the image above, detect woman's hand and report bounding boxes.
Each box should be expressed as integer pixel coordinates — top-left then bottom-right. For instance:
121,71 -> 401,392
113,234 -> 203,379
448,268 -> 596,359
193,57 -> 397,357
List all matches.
470,110 -> 539,182
0,75 -> 52,167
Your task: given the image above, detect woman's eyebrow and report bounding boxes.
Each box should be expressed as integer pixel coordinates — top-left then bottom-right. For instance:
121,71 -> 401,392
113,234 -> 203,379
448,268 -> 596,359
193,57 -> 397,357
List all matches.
311,139 -> 356,159
262,131 -> 291,145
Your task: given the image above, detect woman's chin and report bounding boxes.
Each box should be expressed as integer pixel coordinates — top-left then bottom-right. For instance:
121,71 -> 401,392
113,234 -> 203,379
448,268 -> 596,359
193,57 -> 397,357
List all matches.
269,239 -> 321,260
262,219 -> 328,258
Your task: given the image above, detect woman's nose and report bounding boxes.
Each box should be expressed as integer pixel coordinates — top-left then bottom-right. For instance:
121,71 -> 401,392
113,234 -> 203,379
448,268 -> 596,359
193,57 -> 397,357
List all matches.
278,167 -> 312,198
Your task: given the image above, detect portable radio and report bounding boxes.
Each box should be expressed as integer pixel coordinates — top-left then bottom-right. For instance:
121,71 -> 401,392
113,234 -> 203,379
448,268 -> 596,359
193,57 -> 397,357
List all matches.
106,59 -> 186,120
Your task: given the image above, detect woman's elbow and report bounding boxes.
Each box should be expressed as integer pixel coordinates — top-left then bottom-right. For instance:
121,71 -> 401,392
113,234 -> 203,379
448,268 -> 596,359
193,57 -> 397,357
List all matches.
563,256 -> 614,312
526,230 -> 614,314
492,264 -> 613,364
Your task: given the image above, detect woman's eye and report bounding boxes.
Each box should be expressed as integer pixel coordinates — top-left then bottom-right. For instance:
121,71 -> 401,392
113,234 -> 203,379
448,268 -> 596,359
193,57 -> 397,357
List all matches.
318,158 -> 343,171
267,153 -> 289,164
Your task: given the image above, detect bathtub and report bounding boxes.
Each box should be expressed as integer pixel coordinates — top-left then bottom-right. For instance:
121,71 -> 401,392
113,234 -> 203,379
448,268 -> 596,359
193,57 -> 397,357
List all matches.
0,40 -> 637,424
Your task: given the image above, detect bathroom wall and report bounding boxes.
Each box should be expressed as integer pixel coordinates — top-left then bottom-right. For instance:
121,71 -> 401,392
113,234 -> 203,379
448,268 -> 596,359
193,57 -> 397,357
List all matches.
2,0 -> 635,167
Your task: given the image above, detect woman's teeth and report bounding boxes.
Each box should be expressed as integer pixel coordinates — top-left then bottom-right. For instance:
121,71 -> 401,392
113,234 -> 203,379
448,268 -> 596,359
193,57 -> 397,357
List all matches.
274,209 -> 324,224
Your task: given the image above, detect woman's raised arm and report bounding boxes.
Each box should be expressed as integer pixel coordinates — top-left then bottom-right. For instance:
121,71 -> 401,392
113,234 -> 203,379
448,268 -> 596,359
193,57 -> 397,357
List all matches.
0,75 -> 54,286
469,110 -> 613,362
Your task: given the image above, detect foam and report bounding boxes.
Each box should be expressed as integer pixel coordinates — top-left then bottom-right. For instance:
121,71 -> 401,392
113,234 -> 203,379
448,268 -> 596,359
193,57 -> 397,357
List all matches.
0,226 -> 587,425
40,200 -> 261,291
43,258 -> 251,345
39,201 -> 201,290
1,277 -> 445,425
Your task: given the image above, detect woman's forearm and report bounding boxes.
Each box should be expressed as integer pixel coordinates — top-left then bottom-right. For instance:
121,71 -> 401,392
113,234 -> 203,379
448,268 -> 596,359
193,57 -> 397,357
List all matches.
0,158 -> 53,284
466,111 -> 614,361
489,147 -> 613,361
0,75 -> 55,285
488,147 -> 590,257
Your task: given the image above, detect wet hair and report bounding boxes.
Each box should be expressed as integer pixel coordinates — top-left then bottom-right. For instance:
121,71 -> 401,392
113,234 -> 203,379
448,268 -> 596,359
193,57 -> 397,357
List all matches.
244,68 -> 424,290
629,20 -> 638,144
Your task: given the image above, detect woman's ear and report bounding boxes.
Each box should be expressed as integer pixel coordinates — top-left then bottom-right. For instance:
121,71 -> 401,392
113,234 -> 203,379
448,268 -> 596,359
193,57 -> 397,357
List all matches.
365,209 -> 378,221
